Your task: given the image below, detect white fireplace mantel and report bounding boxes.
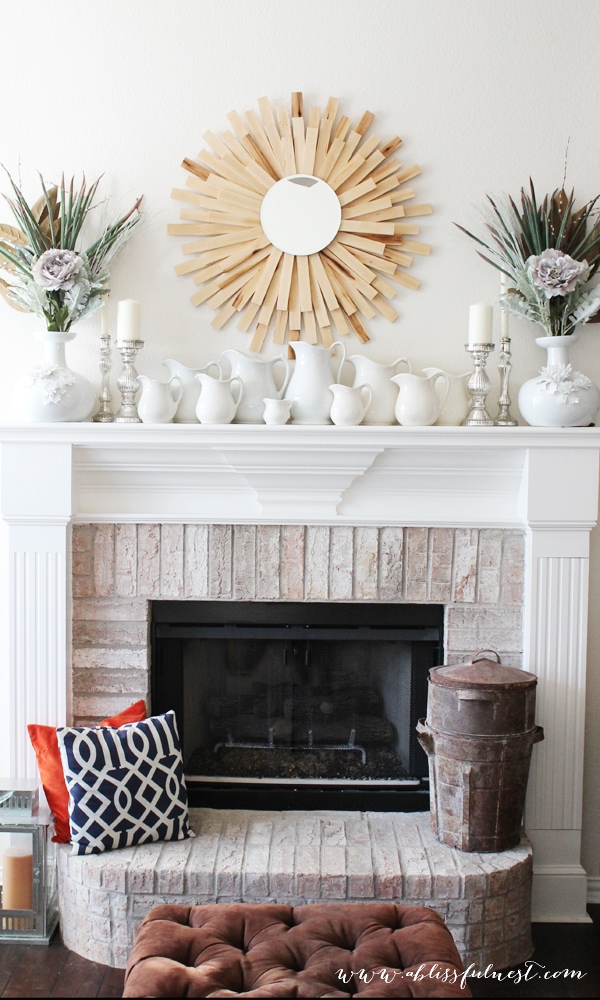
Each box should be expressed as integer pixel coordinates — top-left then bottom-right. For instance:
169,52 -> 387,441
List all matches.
1,422 -> 599,924
0,422 -> 599,526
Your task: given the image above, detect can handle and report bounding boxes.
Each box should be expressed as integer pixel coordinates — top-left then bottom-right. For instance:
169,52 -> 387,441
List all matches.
416,718 -> 434,755
469,649 -> 502,664
457,690 -> 499,702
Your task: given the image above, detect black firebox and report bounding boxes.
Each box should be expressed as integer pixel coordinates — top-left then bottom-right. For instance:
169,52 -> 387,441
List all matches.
151,601 -> 443,811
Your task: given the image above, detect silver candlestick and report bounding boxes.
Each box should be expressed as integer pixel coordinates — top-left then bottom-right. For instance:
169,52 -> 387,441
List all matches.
93,334 -> 114,422
114,340 -> 144,423
462,343 -> 495,426
495,336 -> 518,426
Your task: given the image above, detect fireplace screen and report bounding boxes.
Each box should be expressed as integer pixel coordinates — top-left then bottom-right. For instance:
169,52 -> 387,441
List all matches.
152,602 -> 443,810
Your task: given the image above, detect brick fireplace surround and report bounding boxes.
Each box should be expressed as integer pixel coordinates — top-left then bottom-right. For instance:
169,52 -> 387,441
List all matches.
1,423 -> 599,968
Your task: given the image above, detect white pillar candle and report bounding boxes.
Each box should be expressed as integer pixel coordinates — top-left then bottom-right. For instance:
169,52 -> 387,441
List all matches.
116,299 -> 141,344
468,302 -> 494,346
500,275 -> 509,338
100,301 -> 110,339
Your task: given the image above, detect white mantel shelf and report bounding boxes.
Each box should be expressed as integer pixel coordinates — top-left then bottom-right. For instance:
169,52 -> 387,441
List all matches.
2,422 -> 600,526
2,422 -> 600,923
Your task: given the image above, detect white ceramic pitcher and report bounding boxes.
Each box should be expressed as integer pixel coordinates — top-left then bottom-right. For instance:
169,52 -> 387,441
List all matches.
221,349 -> 292,423
162,359 -> 221,423
286,341 -> 347,424
195,373 -> 243,424
329,384 -> 373,426
422,368 -> 471,426
349,354 -> 411,424
137,375 -> 183,423
263,398 -> 292,424
391,370 -> 450,426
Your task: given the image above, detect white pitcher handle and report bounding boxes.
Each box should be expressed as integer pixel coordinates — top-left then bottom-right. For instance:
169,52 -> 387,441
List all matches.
169,375 -> 183,406
331,341 -> 347,383
274,356 -> 292,398
359,384 -> 373,418
434,372 -> 450,410
205,360 -> 222,378
393,356 -> 412,373
230,377 -> 243,406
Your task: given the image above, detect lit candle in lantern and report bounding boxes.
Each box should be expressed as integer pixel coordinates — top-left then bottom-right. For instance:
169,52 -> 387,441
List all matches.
2,847 -> 33,910
116,299 -> 141,345
468,303 -> 494,346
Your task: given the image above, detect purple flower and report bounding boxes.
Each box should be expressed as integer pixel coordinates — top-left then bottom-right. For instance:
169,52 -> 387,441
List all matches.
527,249 -> 588,299
32,249 -> 84,291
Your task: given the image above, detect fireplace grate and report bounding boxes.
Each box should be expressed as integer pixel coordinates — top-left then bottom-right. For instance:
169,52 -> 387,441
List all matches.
213,726 -> 367,764
151,601 -> 443,811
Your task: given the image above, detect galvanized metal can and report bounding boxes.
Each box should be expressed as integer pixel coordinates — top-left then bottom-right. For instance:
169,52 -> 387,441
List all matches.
417,650 -> 544,852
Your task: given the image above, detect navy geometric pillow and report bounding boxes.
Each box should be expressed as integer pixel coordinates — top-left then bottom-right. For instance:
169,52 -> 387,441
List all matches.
56,711 -> 192,856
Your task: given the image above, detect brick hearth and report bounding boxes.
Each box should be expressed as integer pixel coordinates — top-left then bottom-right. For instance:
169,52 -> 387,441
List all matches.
57,809 -> 533,970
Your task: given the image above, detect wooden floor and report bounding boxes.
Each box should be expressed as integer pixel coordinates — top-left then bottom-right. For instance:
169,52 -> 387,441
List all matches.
0,937 -> 124,998
1,908 -> 599,998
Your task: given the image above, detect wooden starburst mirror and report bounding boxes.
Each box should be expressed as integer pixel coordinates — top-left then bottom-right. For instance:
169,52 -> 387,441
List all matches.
169,93 -> 431,351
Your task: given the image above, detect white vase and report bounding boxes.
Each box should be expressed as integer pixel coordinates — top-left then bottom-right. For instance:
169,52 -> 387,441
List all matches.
13,329 -> 97,422
518,334 -> 600,428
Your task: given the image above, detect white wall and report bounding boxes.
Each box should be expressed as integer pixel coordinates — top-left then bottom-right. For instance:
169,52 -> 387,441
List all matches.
2,0 -> 600,880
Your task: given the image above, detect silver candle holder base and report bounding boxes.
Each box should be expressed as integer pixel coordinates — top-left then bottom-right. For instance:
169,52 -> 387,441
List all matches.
114,340 -> 144,423
495,336 -> 518,426
93,334 -> 114,422
463,343 -> 495,426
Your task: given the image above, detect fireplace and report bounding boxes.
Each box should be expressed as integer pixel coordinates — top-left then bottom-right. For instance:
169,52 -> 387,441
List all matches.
151,600 -> 443,810
1,423 -> 598,924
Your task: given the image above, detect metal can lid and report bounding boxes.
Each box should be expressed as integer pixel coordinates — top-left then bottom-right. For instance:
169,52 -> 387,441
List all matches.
429,649 -> 538,689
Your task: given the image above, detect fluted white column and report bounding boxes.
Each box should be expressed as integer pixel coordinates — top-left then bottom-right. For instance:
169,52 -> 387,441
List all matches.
521,447 -> 600,921
0,441 -> 73,779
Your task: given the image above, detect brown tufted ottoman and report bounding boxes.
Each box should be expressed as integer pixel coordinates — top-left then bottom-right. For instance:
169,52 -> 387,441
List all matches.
123,902 -> 472,997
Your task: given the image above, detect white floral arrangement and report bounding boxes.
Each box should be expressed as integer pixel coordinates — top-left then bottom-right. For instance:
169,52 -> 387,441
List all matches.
457,181 -> 600,338
0,173 -> 142,332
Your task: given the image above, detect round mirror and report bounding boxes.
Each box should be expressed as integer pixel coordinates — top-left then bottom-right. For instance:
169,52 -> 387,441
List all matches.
259,174 -> 342,256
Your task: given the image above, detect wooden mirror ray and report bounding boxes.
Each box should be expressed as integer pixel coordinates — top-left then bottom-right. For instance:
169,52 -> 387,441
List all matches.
169,93 -> 432,352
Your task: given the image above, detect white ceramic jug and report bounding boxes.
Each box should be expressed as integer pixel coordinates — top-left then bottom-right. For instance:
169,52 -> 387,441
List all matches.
137,375 -> 183,424
391,371 -> 450,426
162,359 -> 222,423
349,354 -> 411,424
221,349 -> 292,423
195,373 -> 243,424
286,341 -> 347,424
329,384 -> 373,426
422,368 -> 471,426
263,398 -> 292,424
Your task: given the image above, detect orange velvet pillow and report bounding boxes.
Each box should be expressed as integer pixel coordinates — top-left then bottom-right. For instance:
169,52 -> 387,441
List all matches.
27,699 -> 147,843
